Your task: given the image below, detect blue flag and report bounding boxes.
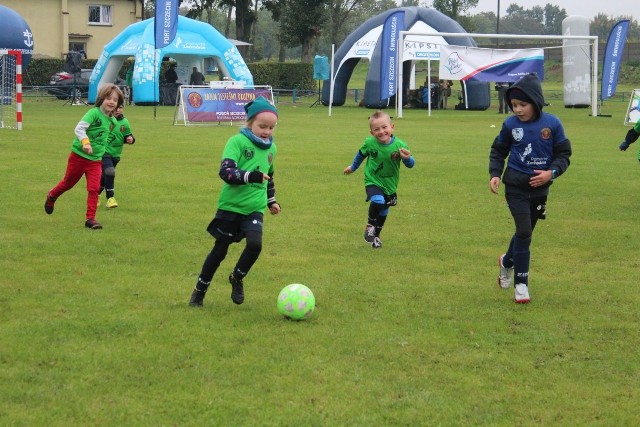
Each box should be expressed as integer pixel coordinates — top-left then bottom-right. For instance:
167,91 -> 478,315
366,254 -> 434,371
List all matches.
380,11 -> 405,101
601,20 -> 629,101
155,0 -> 179,49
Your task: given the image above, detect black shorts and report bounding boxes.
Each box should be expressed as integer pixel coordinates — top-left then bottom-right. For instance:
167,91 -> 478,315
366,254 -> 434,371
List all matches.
206,210 -> 263,242
365,185 -> 397,207
505,192 -> 547,220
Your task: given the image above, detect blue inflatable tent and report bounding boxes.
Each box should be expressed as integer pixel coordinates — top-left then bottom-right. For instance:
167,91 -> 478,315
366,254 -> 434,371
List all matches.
88,16 -> 253,104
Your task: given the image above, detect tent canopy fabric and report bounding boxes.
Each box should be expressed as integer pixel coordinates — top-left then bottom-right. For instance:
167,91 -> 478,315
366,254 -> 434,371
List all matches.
88,16 -> 253,104
322,6 -> 489,110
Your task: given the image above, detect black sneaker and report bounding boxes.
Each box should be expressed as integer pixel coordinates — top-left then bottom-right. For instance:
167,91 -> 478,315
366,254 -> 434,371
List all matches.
189,289 -> 206,307
229,273 -> 245,305
85,219 -> 103,230
364,224 -> 375,244
44,194 -> 56,214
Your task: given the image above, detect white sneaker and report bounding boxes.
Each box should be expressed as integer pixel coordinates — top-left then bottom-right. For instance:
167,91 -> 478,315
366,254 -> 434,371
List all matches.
514,283 -> 530,304
363,224 -> 376,244
498,254 -> 513,289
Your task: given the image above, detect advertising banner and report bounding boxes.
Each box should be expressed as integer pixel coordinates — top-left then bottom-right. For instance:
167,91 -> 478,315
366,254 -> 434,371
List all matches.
439,45 -> 544,82
176,87 -> 273,124
155,0 -> 179,49
601,20 -> 630,101
380,11 -> 405,100
625,89 -> 640,126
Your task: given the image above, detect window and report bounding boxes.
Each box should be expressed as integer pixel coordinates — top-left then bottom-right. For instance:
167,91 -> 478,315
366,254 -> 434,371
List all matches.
69,43 -> 87,54
88,5 -> 112,25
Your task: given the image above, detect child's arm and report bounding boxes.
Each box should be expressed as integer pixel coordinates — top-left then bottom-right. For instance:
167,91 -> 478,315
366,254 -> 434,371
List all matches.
266,173 -> 280,215
619,125 -> 640,151
75,120 -> 93,154
400,148 -> 415,168
344,150 -> 366,175
219,158 -> 268,184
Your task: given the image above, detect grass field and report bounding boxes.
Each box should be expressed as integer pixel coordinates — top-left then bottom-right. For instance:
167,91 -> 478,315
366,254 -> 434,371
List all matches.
1,93 -> 639,426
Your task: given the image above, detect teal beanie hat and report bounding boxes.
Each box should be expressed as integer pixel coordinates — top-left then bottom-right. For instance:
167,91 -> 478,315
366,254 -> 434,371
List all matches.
244,96 -> 278,120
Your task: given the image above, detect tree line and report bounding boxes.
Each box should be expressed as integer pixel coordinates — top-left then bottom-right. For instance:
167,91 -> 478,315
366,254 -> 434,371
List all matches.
141,1 -> 639,63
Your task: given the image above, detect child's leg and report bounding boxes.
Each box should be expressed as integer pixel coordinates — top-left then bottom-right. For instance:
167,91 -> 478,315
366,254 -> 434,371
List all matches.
84,160 -> 102,220
511,212 -> 532,286
196,238 -> 231,292
190,238 -> 232,306
49,153 -> 87,199
232,229 -> 262,280
368,195 -> 388,236
503,236 -> 515,268
102,156 -> 119,199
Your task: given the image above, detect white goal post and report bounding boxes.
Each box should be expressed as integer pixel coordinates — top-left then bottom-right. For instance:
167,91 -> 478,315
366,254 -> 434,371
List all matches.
396,32 -> 599,118
0,49 -> 22,130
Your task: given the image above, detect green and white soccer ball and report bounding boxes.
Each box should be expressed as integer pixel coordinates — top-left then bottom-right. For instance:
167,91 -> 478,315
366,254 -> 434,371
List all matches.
277,284 -> 315,320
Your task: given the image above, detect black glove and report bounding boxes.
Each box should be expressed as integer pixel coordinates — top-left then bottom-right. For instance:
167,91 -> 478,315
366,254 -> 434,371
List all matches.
247,171 -> 265,183
619,141 -> 631,151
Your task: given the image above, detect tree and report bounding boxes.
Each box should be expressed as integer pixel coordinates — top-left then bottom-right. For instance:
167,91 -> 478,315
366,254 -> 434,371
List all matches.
542,4 -> 566,35
326,0 -> 368,46
430,0 -> 479,21
280,0 -> 328,62
235,0 -> 256,56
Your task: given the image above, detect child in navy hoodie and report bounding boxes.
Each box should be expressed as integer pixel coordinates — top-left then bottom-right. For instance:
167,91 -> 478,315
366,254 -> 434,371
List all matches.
488,74 -> 572,304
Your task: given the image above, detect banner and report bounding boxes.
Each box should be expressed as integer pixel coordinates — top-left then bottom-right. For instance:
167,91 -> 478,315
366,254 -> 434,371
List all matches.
176,87 -> 273,124
439,45 -> 544,82
624,89 -> 640,126
155,0 -> 179,49
380,11 -> 404,100
601,20 -> 630,101
313,55 -> 330,80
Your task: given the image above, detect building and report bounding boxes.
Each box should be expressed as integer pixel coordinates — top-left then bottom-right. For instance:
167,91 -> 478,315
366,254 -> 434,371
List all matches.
2,0 -> 143,59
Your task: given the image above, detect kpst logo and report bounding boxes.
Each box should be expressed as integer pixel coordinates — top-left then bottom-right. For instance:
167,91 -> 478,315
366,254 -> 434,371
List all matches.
512,128 -> 524,141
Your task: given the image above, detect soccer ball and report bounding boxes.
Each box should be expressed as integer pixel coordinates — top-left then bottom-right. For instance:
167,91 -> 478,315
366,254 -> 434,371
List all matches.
277,284 -> 315,320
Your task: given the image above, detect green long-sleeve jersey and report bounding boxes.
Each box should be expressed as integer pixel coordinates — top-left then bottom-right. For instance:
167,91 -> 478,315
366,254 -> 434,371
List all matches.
217,133 -> 277,215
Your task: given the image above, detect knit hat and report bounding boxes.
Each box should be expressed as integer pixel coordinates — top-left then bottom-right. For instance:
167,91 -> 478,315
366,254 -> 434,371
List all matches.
244,96 -> 278,120
508,88 -> 533,104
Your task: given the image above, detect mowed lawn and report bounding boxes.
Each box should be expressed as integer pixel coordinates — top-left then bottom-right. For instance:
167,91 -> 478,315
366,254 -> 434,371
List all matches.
1,94 -> 639,426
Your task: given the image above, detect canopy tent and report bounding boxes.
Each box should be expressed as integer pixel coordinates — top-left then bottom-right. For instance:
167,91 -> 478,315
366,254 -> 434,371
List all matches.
322,6 -> 490,110
88,16 -> 253,104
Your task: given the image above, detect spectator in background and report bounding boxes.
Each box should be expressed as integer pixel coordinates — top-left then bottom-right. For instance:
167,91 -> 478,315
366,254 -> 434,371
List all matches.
439,79 -> 452,110
165,63 -> 178,84
189,67 -> 205,85
496,82 -> 510,114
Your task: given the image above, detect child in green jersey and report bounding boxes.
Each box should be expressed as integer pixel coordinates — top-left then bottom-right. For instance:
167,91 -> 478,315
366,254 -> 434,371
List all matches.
344,110 -> 415,249
189,96 -> 281,307
44,84 -> 124,229
100,102 -> 136,208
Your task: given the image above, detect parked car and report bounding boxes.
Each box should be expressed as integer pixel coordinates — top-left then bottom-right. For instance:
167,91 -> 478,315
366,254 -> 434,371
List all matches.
48,69 -> 129,100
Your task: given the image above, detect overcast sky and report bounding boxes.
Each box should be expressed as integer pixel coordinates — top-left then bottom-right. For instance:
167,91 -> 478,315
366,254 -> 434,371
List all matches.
470,0 -> 634,20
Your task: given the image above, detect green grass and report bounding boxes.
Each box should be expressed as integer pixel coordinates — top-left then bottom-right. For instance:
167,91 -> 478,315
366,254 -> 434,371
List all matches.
1,95 -> 639,425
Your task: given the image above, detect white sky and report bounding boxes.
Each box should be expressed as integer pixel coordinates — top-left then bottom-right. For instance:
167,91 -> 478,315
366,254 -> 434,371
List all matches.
470,0 -> 636,20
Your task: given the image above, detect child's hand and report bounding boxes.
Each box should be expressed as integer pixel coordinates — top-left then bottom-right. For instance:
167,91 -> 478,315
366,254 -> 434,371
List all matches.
125,136 -> 134,144
399,148 -> 411,159
269,203 -> 281,215
530,170 -> 552,187
82,144 -> 93,155
489,177 -> 501,194
343,166 -> 353,175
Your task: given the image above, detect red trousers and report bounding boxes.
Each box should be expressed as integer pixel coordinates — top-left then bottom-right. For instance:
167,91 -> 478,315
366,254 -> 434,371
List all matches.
49,152 -> 102,220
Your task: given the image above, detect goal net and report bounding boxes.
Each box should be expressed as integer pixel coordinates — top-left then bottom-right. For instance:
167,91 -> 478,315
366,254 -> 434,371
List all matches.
0,50 -> 22,130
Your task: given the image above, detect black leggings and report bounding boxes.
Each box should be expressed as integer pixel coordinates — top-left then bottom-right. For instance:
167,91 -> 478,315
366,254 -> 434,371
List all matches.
199,230 -> 262,282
